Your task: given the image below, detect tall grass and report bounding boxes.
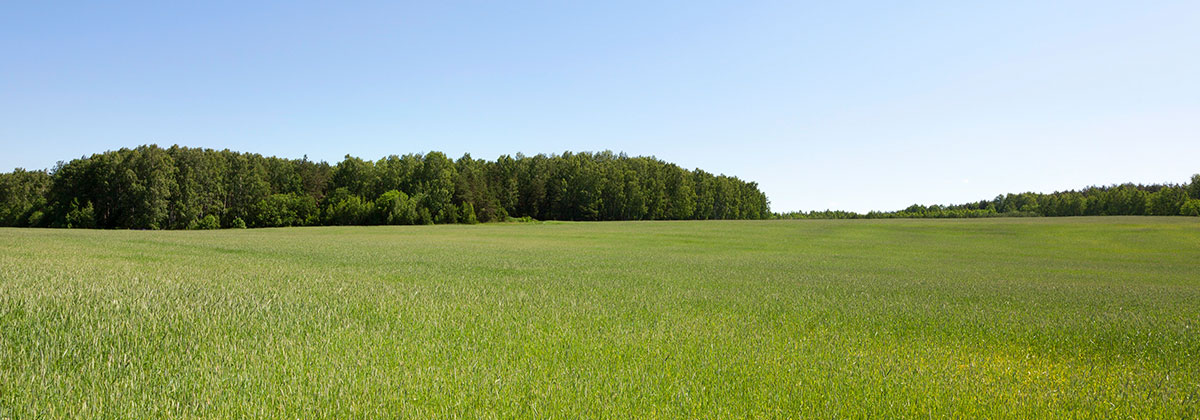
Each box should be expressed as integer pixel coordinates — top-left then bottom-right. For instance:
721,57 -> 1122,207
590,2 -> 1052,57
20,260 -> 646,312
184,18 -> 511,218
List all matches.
1,217 -> 1198,417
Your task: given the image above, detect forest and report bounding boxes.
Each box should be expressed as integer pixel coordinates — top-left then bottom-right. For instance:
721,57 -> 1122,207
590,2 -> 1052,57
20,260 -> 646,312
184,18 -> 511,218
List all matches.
781,175 -> 1200,219
0,145 -> 771,229
4,145 -> 1196,229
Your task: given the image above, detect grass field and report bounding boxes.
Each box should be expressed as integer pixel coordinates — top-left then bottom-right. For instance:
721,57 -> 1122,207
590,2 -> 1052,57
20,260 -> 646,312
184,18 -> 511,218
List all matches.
1,217 -> 1198,418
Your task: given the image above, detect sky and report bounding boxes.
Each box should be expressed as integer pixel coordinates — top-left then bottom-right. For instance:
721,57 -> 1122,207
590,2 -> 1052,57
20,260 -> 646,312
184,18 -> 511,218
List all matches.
2,1 -> 1198,213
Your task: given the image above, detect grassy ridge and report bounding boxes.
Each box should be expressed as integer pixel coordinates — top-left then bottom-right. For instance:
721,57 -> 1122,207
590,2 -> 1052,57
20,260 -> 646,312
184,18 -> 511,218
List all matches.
1,218 -> 1198,418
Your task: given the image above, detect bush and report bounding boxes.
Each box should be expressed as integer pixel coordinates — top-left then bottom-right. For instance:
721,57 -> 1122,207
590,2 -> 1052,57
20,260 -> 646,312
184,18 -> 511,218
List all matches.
439,204 -> 460,224
1147,187 -> 1188,216
1189,174 -> 1200,199
188,214 -> 220,230
375,190 -> 419,225
26,210 -> 44,227
230,217 -> 247,229
64,199 -> 95,229
460,202 -> 478,224
254,193 -> 319,227
1182,199 -> 1200,217
324,195 -> 375,225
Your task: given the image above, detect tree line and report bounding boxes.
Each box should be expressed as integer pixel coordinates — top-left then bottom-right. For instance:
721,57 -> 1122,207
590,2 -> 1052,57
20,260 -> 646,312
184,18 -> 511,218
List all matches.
778,176 -> 1200,219
0,145 -> 771,229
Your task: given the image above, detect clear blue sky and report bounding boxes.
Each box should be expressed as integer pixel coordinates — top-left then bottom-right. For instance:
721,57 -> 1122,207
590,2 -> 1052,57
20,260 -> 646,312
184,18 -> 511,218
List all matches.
2,1 -> 1197,213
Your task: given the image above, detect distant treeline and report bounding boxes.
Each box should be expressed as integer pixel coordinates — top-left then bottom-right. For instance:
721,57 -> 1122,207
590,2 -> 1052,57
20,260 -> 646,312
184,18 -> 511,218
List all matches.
778,177 -> 1200,219
0,145 -> 770,229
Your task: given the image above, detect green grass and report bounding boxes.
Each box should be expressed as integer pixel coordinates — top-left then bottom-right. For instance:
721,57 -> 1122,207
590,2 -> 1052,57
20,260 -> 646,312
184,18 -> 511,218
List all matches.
2,217 -> 1198,418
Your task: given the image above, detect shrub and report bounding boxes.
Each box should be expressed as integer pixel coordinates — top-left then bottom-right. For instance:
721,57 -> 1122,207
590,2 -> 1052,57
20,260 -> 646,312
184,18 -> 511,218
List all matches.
254,193 -> 319,227
460,202 -> 478,224
375,190 -> 419,225
1182,199 -> 1200,217
439,204 -> 460,224
1146,187 -> 1187,216
230,217 -> 247,229
64,199 -> 95,229
26,210 -> 44,227
324,195 -> 375,225
188,214 -> 220,230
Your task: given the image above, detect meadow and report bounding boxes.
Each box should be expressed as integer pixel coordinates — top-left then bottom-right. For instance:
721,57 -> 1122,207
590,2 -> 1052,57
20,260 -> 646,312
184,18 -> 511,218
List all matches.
1,217 -> 1198,418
